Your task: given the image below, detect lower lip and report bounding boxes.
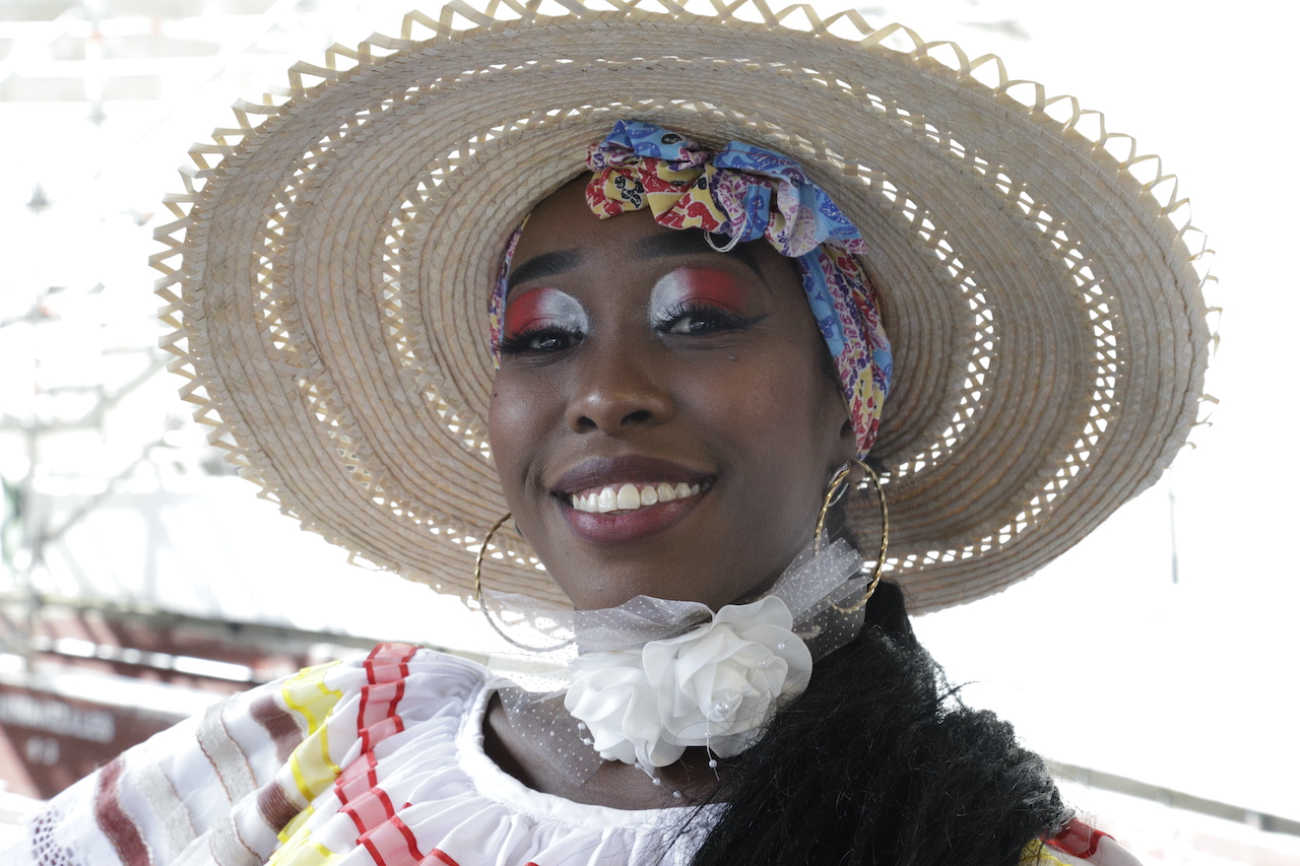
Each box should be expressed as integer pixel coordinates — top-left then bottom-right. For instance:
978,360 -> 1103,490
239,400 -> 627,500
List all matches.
560,494 -> 703,544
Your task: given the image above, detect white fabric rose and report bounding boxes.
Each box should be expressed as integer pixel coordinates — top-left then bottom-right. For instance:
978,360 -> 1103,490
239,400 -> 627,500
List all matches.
564,649 -> 682,767
564,595 -> 813,768
643,595 -> 812,757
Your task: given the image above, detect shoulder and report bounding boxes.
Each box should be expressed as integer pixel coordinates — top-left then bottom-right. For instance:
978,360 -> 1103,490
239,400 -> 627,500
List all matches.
1,644 -> 484,866
1025,818 -> 1144,866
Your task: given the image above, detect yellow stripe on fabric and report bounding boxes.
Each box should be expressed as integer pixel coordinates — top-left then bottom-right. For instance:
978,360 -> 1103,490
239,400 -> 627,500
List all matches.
277,804 -> 314,845
278,663 -> 345,804
280,662 -> 343,736
1022,840 -> 1073,866
267,821 -> 339,866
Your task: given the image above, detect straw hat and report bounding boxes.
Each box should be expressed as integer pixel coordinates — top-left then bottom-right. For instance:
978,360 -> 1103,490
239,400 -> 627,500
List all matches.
154,0 -> 1214,615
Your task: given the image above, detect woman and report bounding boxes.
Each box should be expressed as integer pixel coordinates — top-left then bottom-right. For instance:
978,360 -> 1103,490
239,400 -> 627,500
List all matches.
3,2 -> 1210,865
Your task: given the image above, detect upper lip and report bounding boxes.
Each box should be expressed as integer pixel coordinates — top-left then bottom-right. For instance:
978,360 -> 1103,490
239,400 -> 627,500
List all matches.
550,455 -> 714,495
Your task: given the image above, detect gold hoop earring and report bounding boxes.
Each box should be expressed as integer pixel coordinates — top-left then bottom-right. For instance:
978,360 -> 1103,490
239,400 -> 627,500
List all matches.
474,512 -> 572,652
814,459 -> 889,613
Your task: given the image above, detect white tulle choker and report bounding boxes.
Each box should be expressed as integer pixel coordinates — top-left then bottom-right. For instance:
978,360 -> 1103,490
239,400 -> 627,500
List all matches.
485,537 -> 868,782
566,594 -> 812,770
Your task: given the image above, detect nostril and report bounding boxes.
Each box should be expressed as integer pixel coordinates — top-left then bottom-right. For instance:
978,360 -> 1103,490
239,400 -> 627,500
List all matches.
565,369 -> 675,435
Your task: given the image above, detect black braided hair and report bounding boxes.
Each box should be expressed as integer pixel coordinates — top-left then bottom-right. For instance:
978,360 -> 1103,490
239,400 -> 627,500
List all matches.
684,581 -> 1071,866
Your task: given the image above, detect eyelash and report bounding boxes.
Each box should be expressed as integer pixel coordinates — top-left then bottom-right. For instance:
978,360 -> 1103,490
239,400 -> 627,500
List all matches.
495,325 -> 586,356
655,301 -> 756,335
495,301 -> 757,356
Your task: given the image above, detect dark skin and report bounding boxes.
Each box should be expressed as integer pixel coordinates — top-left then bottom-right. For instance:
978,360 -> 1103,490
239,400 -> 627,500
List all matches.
484,177 -> 855,808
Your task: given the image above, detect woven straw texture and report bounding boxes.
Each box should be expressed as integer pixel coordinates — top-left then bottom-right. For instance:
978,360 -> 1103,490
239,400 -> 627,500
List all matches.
152,0 -> 1214,615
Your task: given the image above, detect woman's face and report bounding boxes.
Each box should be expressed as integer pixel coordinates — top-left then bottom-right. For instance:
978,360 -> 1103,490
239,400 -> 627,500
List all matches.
488,178 -> 855,611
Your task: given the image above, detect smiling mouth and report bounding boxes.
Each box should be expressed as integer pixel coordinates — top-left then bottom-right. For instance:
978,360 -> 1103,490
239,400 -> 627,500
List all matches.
568,481 -> 707,514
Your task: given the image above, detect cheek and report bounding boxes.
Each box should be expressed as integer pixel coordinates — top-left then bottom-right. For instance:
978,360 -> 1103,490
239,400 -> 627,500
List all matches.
681,343 -> 844,473
488,375 -> 552,491
746,348 -> 848,499
752,332 -> 840,420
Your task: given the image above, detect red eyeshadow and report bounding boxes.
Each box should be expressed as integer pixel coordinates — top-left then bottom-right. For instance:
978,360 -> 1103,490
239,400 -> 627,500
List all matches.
503,287 -> 586,337
649,268 -> 751,318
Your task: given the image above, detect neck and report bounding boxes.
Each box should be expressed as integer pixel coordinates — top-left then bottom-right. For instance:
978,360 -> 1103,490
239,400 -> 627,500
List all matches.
483,692 -> 719,808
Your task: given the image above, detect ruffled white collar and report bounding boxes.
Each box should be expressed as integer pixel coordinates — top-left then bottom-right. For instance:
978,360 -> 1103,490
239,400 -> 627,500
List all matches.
486,538 -> 867,782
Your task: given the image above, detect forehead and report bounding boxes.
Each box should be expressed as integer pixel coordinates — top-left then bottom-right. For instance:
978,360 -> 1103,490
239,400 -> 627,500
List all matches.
512,176 -> 669,262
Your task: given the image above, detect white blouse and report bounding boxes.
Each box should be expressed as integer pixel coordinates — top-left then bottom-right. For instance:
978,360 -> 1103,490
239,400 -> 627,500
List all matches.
2,643 -> 1136,866
4,645 -> 708,866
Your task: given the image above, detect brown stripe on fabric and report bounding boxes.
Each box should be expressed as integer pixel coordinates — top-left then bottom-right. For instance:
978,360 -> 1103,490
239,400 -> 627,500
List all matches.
197,700 -> 257,803
207,815 -> 262,866
136,758 -> 197,860
94,757 -> 150,866
256,782 -> 304,835
249,693 -> 304,763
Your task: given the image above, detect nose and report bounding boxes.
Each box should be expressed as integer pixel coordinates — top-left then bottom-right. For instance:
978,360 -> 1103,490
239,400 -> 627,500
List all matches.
565,342 -> 674,435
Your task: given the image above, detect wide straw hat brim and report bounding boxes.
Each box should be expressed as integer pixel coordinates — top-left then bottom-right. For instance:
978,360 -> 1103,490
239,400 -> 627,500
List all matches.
154,0 -> 1213,615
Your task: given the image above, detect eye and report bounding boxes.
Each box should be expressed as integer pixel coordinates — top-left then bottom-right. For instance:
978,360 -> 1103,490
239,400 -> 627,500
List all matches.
499,287 -> 590,356
658,302 -> 750,336
496,325 -> 584,355
649,268 -> 761,337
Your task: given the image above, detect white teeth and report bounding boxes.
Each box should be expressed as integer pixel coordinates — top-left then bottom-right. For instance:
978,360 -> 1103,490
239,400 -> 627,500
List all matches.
616,484 -> 640,510
569,481 -> 707,513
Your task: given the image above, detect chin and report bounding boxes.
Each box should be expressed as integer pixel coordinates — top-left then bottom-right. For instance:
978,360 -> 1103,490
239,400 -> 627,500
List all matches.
552,554 -> 782,612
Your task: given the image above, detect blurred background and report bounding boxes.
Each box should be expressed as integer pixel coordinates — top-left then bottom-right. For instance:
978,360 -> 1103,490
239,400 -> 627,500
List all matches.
0,0 -> 1296,862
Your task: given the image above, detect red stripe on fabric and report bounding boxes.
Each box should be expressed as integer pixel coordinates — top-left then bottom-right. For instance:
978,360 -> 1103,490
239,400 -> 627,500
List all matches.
93,757 -> 150,866
336,752 -> 379,804
420,849 -> 460,866
365,680 -> 406,726
341,787 -> 399,837
359,813 -> 423,866
364,646 -> 416,688
358,644 -> 415,755
387,679 -> 407,731
363,664 -> 408,695
360,716 -> 404,756
362,681 -> 403,726
331,645 -> 428,860
1046,818 -> 1113,859
337,746 -> 377,783
373,643 -> 414,666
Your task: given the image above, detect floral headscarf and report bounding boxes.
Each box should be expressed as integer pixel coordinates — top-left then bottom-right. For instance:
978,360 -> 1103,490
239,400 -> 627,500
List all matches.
492,120 -> 892,457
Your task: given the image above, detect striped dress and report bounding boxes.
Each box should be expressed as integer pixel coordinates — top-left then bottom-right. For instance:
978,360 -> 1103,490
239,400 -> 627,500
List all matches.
1,645 -> 1138,866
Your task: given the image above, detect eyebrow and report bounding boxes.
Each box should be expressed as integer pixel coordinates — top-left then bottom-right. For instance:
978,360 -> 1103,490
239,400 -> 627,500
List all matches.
506,249 -> 581,291
505,230 -> 768,293
633,231 -> 766,279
